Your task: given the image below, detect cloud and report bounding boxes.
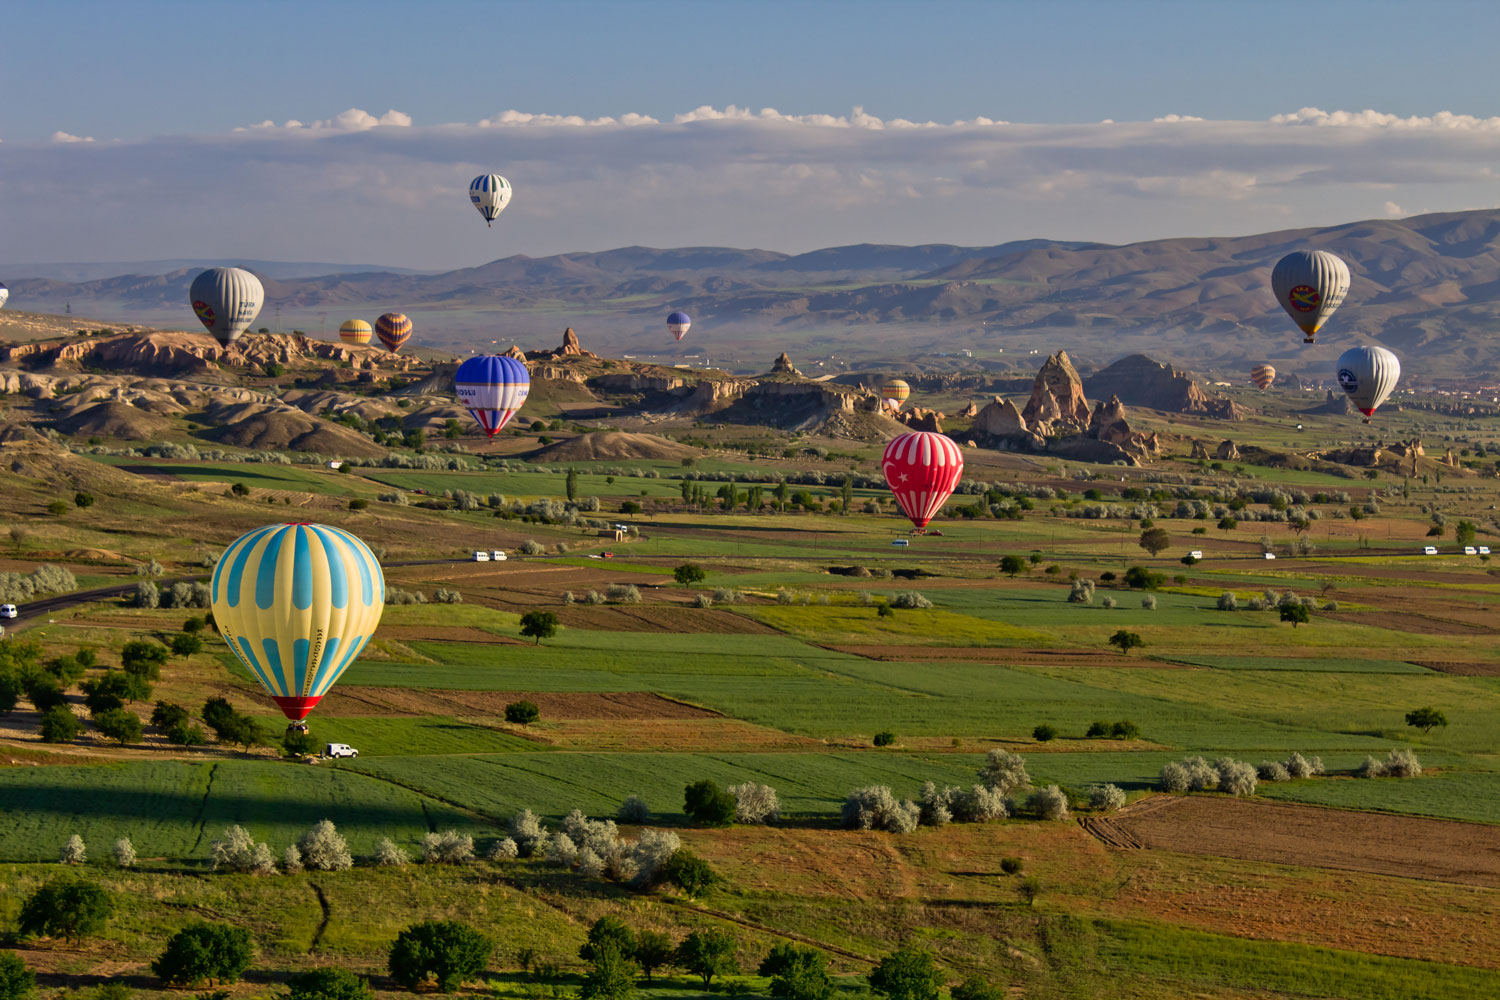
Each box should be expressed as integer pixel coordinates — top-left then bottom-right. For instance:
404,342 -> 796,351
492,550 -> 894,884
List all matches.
1384,201 -> 1405,216
50,131 -> 94,143
8,106 -> 1500,268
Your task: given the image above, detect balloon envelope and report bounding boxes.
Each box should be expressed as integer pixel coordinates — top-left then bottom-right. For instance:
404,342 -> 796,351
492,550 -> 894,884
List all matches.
375,313 -> 413,352
455,355 -> 530,438
0,281 -> 8,310
881,378 -> 911,410
469,174 -> 512,226
210,523 -> 384,722
667,311 -> 691,341
882,431 -> 964,530
339,319 -> 371,345
190,267 -> 264,347
1336,345 -> 1400,420
1250,364 -> 1276,390
1272,250 -> 1350,343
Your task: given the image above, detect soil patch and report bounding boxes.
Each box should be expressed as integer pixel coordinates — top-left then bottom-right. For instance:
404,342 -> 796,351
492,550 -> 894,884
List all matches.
1321,610 -> 1492,635
1409,660 -> 1500,676
315,687 -> 718,720
829,646 -> 1175,667
1107,794 -> 1500,889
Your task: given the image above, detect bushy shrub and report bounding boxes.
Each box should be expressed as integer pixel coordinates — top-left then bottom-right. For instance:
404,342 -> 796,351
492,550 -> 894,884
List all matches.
422,830 -> 475,864
40,706 -> 82,743
129,581 -> 160,609
60,834 -> 87,865
519,540 -> 545,556
1216,758 -> 1258,797
152,923 -> 253,986
632,829 -> 684,887
208,826 -> 276,874
1088,784 -> 1126,812
1284,752 -> 1325,778
433,588 -> 463,604
1026,785 -> 1070,821
385,588 -> 427,605
606,584 -> 641,604
1100,596 -> 1117,609
504,700 -> 539,725
1032,723 -> 1057,742
584,590 -> 605,605
18,878 -> 112,942
298,820 -> 353,871
113,837 -> 136,869
842,785 -> 920,833
692,593 -> 714,608
872,730 -> 896,747
712,588 -> 741,604
618,795 -> 650,823
727,783 -> 780,824
999,857 -> 1023,876
283,844 -> 304,873
889,591 -> 932,609
1257,761 -> 1292,782
1216,591 -> 1238,611
285,968 -> 374,1000
1067,579 -> 1094,604
509,809 -> 547,857
1140,594 -> 1157,610
684,780 -> 736,827
978,750 -> 1030,793
917,782 -> 954,827
373,838 -> 409,867
0,951 -> 35,1000
94,708 -> 143,745
387,921 -> 492,993
1360,748 -> 1421,778
486,838 -> 518,860
950,784 -> 1008,822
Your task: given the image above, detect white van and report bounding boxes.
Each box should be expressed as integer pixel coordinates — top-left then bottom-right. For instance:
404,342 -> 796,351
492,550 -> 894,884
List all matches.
1263,552 -> 1277,560
0,604 -> 16,619
1423,546 -> 1439,556
1481,546 -> 1492,556
490,550 -> 507,561
1188,550 -> 1203,560
891,539 -> 909,547
324,743 -> 358,759
1465,546 -> 1478,556
472,551 -> 490,562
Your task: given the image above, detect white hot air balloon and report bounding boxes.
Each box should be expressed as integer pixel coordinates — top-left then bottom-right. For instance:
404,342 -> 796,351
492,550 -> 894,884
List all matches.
469,174 -> 512,227
0,281 -> 8,310
1272,250 -> 1350,343
1335,345 -> 1400,423
189,267 -> 264,347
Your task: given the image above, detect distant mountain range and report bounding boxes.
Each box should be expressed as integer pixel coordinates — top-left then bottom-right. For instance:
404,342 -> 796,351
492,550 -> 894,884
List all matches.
8,210 -> 1500,381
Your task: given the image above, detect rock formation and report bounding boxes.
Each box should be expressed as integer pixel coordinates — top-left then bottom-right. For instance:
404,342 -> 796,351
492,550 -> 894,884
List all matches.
1215,440 -> 1241,461
1021,351 -> 1091,435
503,344 -> 527,361
1083,353 -> 1243,420
971,397 -> 1036,441
957,401 -> 979,419
1307,390 -> 1356,416
897,407 -> 944,433
1190,440 -> 1209,459
770,352 -> 802,377
1086,395 -> 1160,463
525,328 -> 599,362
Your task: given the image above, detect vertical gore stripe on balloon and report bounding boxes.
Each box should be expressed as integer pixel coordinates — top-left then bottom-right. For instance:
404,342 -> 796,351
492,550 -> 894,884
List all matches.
255,526 -> 288,611
224,523 -> 277,607
260,637 -> 287,695
292,638 -> 311,697
311,636 -> 342,695
291,525 -> 314,611
310,525 -> 350,609
237,636 -> 280,696
347,531 -> 380,606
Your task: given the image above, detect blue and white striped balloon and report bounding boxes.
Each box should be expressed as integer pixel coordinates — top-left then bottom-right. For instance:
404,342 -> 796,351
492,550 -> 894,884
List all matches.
455,355 -> 530,438
469,173 -> 512,226
210,523 -> 384,722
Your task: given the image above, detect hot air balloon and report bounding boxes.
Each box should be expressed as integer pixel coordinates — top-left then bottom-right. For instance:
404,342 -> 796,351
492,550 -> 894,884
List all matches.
1272,250 -> 1350,343
0,281 -> 8,310
339,319 -> 372,345
882,431 -> 964,532
469,174 -> 512,227
189,267 -> 264,347
1250,364 -> 1276,390
667,311 -> 691,342
1335,345 -> 1400,423
375,312 -> 413,353
881,378 -> 911,411
210,523 -> 384,727
455,355 -> 530,438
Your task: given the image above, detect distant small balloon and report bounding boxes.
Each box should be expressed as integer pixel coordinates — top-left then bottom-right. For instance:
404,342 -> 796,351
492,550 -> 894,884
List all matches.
0,281 -> 8,310
375,313 -> 413,353
469,174 -> 512,227
881,378 -> 911,411
189,267 -> 264,347
667,311 -> 691,342
1272,250 -> 1350,343
338,319 -> 372,345
1335,345 -> 1400,422
1250,364 -> 1276,390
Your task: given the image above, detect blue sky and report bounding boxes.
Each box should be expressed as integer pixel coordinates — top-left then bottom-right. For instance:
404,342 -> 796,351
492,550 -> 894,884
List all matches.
4,0 -> 1500,268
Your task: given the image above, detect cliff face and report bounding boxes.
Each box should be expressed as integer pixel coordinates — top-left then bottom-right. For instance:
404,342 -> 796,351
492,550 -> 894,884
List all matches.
1,330 -> 415,376
1084,353 -> 1242,420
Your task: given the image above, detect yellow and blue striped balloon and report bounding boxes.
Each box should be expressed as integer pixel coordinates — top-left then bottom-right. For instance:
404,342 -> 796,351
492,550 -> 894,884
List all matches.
211,523 -> 384,722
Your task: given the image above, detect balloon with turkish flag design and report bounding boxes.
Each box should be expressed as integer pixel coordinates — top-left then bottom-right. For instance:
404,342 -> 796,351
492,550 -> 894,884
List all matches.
881,431 -> 965,531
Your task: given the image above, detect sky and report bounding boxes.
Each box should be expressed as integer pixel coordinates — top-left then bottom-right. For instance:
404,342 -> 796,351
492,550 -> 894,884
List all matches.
5,0 -> 1500,270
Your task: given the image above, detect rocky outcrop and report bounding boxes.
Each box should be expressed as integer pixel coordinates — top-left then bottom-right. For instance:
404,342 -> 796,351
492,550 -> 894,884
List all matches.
1021,351 -> 1091,435
525,328 -> 599,362
1190,440 -> 1209,459
1306,390 -> 1356,416
503,344 -> 527,361
972,397 -> 1034,439
897,407 -> 944,433
1087,395 -> 1160,463
1215,440 -> 1241,461
957,401 -> 979,419
1203,398 -> 1246,420
1084,353 -> 1242,420
770,352 -> 802,377
3,331 -> 414,376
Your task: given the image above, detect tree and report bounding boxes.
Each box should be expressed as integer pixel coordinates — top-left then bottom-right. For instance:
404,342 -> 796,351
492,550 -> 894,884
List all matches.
1216,515 -> 1237,532
998,555 -> 1027,578
683,779 -> 736,827
74,492 -> 95,508
661,850 -> 717,898
1405,706 -> 1449,735
171,633 -> 204,657
867,947 -> 942,1000
1032,723 -> 1057,742
286,968 -> 374,1000
579,916 -> 636,964
949,976 -> 1000,1000
151,922 -> 253,986
840,475 -> 854,514
121,640 -> 168,680
214,714 -> 265,752
1122,566 -> 1163,590
282,729 -> 318,758
580,943 -> 637,1000
18,878 -> 113,943
1108,630 -> 1143,655
94,708 -> 143,745
674,930 -> 738,988
387,921 -> 493,993
634,930 -> 674,982
152,701 -> 190,730
1279,603 -> 1310,628
1138,527 -> 1170,557
0,951 -> 34,1000
505,700 -> 540,725
566,467 -> 580,502
519,610 -> 559,645
769,948 -> 833,1000
81,671 -> 135,714
39,705 -> 83,743
298,820 -> 354,871
202,696 -> 235,732
1456,520 -> 1478,546
48,500 -> 68,517
673,563 -> 707,587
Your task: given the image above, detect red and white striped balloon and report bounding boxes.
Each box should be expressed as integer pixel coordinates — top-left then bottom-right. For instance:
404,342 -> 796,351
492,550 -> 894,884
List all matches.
881,432 -> 964,530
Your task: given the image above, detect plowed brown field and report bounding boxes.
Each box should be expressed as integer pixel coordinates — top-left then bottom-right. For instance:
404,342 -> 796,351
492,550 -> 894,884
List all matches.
829,646 -> 1171,667
1103,794 -> 1500,888
313,686 -> 717,719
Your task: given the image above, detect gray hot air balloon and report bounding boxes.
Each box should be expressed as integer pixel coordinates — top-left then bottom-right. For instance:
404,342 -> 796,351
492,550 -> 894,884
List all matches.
1272,250 -> 1350,343
1335,345 -> 1400,423
189,267 -> 264,347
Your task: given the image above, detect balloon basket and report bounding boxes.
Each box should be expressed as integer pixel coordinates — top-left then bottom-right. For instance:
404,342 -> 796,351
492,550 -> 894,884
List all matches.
1304,336 -> 1316,344
286,721 -> 309,736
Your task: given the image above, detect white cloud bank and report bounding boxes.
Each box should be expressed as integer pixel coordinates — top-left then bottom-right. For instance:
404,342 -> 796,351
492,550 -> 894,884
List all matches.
8,106 -> 1500,268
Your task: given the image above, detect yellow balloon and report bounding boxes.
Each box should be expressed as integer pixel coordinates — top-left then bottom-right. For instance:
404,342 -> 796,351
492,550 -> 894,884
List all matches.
211,523 -> 384,722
